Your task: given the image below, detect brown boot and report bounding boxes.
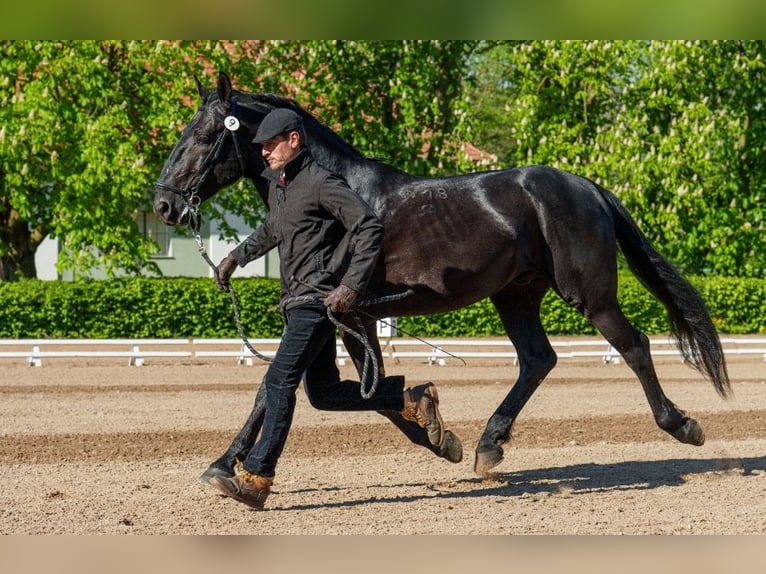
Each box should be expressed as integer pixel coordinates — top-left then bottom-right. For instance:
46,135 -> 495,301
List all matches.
402,382 -> 445,447
209,470 -> 273,510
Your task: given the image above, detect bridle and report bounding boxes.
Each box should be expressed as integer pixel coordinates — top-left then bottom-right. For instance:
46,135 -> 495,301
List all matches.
154,98 -> 250,232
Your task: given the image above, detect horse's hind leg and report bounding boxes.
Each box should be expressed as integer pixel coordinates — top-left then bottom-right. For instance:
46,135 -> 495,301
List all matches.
586,302 -> 705,445
475,286 -> 557,475
341,316 -> 463,463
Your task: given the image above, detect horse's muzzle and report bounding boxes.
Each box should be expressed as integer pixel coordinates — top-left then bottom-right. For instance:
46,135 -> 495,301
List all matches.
153,196 -> 190,227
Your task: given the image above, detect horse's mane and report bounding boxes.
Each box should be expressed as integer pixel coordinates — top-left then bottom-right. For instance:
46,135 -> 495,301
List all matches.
239,92 -> 367,162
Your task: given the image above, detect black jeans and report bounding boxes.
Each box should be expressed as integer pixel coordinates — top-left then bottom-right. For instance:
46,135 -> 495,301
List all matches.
242,301 -> 406,477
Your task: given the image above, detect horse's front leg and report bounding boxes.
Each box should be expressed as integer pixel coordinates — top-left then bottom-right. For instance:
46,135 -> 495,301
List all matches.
198,382 -> 266,484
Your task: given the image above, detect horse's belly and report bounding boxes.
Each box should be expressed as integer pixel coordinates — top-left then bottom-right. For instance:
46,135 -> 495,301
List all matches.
382,239 -> 516,302
377,176 -> 544,310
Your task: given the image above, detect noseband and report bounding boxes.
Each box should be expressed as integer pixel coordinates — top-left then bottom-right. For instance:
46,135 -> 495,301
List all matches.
154,99 -> 249,231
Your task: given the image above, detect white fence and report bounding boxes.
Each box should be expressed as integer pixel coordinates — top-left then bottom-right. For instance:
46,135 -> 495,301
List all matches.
192,338 -> 351,366
382,337 -> 766,366
0,336 -> 764,367
0,338 -> 192,367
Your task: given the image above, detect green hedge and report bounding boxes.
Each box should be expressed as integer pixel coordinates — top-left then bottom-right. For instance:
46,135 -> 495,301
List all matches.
0,273 -> 764,338
0,277 -> 284,339
398,274 -> 766,337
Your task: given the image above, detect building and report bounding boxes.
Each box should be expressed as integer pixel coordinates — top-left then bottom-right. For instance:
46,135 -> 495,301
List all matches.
34,211 -> 279,281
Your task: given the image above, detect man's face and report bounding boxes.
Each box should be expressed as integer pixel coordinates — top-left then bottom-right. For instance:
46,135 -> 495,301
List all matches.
260,131 -> 301,172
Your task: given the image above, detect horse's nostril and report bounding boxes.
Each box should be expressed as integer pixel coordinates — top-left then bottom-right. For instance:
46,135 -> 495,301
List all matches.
154,199 -> 171,219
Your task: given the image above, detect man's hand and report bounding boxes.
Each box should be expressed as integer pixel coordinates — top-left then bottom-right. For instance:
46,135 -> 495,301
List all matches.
215,254 -> 238,291
324,284 -> 359,313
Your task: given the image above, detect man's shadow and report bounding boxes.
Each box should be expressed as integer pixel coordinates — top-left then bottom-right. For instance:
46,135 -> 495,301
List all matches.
273,455 -> 766,511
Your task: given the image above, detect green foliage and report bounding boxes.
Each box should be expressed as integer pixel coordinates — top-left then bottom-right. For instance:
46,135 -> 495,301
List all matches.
1,274 -> 763,339
286,40 -> 478,177
693,276 -> 766,334
466,40 -> 766,278
0,277 -> 283,338
0,40 -> 204,278
399,273 -> 766,337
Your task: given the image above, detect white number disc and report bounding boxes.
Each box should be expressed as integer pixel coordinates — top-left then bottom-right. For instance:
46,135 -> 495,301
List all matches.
224,116 -> 240,131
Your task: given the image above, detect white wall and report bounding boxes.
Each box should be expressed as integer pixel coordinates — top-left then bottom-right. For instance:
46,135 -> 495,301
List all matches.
208,216 -> 269,278
32,214 -> 278,280
35,236 -> 60,280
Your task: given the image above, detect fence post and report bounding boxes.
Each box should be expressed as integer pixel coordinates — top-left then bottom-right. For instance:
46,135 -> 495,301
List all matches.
129,344 -> 145,367
28,345 -> 42,367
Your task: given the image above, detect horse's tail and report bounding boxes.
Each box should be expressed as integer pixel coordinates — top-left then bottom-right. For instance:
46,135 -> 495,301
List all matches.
594,184 -> 731,398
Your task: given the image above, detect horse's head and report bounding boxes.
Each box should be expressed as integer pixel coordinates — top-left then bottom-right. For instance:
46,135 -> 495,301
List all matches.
154,71 -> 374,228
153,72 -> 269,227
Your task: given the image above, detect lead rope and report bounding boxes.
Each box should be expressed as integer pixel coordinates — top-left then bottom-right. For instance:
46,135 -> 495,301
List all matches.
190,205 -> 417,398
288,283 -> 420,399
191,225 -> 274,363
169,103 -> 271,363
328,308 -> 379,399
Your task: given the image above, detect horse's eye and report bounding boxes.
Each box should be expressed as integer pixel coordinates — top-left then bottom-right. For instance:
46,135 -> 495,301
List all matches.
194,131 -> 211,144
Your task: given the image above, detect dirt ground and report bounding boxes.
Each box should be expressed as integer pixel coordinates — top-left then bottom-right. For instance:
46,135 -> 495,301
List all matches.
2,342 -> 766,535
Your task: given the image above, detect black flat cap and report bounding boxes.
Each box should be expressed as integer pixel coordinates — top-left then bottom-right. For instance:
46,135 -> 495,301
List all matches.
253,108 -> 304,143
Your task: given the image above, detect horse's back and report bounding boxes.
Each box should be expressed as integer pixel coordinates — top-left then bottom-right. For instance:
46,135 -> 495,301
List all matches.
486,165 -> 615,231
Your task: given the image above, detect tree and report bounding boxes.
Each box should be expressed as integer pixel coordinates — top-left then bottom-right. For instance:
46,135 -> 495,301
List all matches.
617,41 -> 766,277
0,40 -> 202,280
1,40 -> 478,279
467,40 -> 766,277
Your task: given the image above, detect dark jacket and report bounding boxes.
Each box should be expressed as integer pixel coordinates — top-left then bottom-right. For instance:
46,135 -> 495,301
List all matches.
230,149 -> 383,310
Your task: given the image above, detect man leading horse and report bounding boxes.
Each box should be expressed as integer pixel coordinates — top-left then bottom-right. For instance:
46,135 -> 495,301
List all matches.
209,108 -> 455,510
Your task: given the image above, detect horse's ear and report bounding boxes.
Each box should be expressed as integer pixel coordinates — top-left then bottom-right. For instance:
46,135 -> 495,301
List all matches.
195,76 -> 209,103
217,71 -> 233,104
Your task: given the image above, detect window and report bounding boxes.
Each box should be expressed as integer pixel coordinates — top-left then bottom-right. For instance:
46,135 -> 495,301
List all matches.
138,211 -> 172,257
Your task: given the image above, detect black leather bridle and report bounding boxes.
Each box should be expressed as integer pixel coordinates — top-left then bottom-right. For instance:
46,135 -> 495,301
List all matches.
154,99 -> 250,231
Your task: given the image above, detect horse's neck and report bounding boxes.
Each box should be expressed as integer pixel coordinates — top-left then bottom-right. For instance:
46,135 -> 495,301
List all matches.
243,153 -> 270,204
311,147 -> 359,178
308,141 -> 407,199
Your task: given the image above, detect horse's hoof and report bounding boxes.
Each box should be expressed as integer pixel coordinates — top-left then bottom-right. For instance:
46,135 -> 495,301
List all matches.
439,430 -> 463,463
672,418 -> 705,446
474,444 -> 504,476
198,464 -> 235,486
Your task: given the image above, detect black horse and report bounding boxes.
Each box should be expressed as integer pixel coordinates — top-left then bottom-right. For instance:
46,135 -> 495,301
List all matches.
154,72 -> 730,481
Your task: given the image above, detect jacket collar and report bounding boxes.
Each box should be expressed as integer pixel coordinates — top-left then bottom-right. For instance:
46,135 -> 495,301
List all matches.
261,148 -> 313,185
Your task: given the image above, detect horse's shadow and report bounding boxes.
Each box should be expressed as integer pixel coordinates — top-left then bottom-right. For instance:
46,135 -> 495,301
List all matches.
271,455 -> 766,512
